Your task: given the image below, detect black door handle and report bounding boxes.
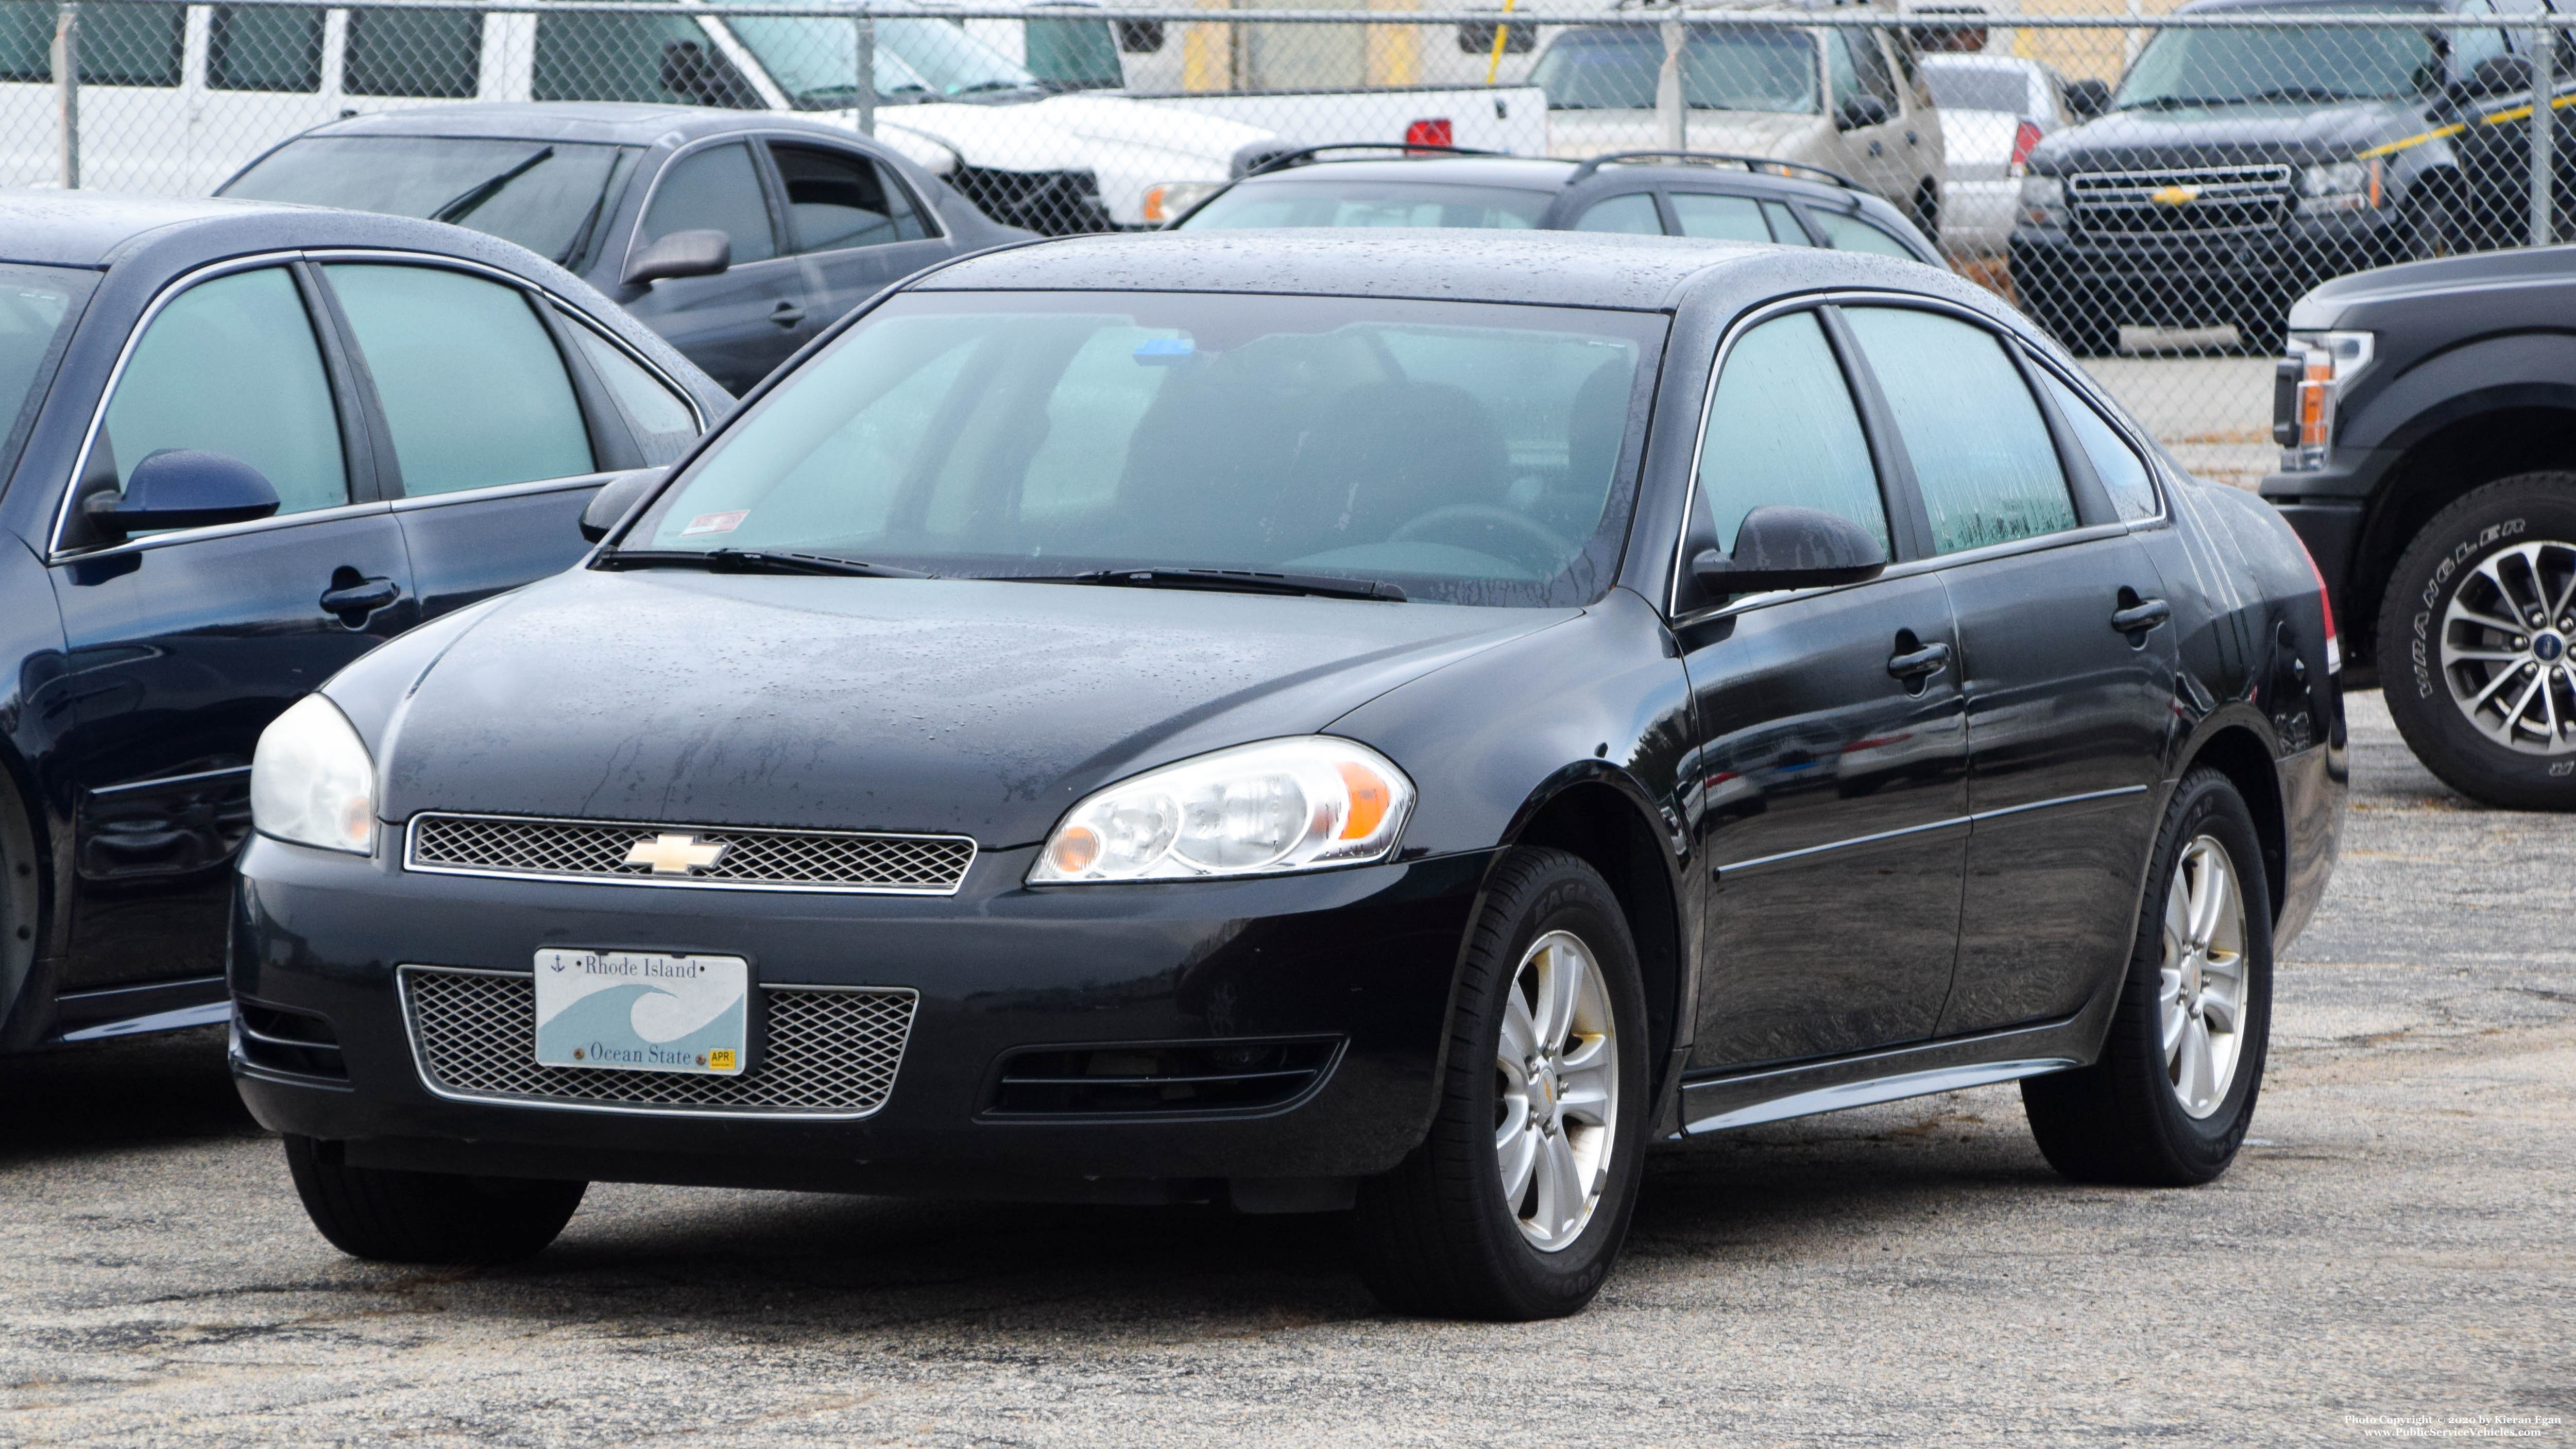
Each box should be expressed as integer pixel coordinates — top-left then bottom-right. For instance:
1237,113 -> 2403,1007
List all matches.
768,300 -> 806,328
2111,598 -> 2172,634
319,577 -> 399,616
1887,640 -> 1951,680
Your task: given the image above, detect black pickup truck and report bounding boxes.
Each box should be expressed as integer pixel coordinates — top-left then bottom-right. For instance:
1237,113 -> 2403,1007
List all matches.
2264,245 -> 2576,809
2011,0 -> 2570,356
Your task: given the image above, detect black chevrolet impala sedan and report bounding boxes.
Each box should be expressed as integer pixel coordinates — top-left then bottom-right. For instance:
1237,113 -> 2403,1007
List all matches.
232,230 -> 2344,1319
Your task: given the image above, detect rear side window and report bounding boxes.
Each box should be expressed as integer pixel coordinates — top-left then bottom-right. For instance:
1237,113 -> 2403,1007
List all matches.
324,264 -> 594,496
1670,192 -> 1800,243
1575,193 -> 1663,235
566,322 -> 702,466
209,5 -> 322,92
534,12 -> 759,106
642,143 -> 779,264
346,8 -> 482,97
769,145 -> 931,252
1810,209 -> 1917,258
2040,369 -> 2160,521
1843,306 -> 2075,554
102,268 -> 347,516
1695,310 -> 1888,557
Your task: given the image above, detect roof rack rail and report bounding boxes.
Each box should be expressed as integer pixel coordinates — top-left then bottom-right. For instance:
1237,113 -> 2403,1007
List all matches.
1241,142 -> 1508,178
1565,150 -> 1860,191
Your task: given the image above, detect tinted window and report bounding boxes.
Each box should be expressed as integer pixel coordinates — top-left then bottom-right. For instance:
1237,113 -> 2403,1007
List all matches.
1844,307 -> 2075,554
1837,28 -> 1901,106
2040,370 -> 2159,521
209,6 -> 322,91
325,265 -> 593,496
1670,192 -> 1789,242
1026,15 -> 1123,89
346,8 -> 482,96
641,143 -> 778,263
535,11 -> 759,105
636,292 -> 1661,607
567,322 -> 702,466
1531,26 -> 1821,113
103,269 -> 346,516
1181,180 -> 1554,230
770,145 -> 929,251
221,138 -> 633,266
0,6 -> 42,82
0,264 -> 94,483
1576,192 -> 1663,234
1811,209 -> 1918,258
1695,311 -> 1887,556
35,1 -> 184,85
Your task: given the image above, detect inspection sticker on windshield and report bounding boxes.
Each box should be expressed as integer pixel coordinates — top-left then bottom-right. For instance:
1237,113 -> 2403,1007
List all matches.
680,510 -> 747,536
533,950 -> 748,1076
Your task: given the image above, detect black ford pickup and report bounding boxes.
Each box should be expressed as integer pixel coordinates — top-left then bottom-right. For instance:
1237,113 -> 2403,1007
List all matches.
2263,244 -> 2576,810
2010,0 -> 2564,356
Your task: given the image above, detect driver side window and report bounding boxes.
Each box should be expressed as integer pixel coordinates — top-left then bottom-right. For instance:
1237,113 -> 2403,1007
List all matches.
1694,310 -> 1890,557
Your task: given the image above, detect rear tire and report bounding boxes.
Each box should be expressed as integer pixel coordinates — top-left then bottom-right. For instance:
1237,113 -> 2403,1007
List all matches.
285,1136 -> 585,1264
2022,769 -> 2273,1186
2375,473 -> 2576,810
1351,847 -> 1649,1320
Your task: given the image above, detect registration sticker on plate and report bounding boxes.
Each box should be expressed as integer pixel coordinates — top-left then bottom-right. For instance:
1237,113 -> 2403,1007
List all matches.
533,950 -> 748,1076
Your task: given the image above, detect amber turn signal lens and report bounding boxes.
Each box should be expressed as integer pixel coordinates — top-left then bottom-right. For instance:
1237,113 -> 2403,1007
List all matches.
1048,825 -> 1101,874
1337,761 -> 1391,841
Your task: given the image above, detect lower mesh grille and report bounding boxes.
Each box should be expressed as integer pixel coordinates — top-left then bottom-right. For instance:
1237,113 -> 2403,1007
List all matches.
402,967 -> 914,1117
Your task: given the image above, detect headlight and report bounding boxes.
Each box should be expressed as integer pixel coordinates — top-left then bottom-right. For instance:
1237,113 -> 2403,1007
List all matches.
250,694 -> 377,856
2276,329 -> 2375,471
1142,180 -> 1224,226
2019,174 -> 2066,228
1030,737 -> 1413,883
2296,159 -> 2380,213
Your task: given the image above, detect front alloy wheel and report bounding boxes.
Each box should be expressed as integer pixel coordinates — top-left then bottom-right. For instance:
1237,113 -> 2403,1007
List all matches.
1495,930 -> 1619,1251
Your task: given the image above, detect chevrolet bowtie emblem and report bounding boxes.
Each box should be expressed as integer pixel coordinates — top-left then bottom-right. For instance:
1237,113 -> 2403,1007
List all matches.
2151,184 -> 2202,205
625,832 -> 728,875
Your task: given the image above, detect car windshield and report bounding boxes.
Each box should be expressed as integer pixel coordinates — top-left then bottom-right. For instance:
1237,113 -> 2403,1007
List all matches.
716,6 -> 1040,107
220,137 -> 634,265
1179,179 -> 1559,229
1922,60 -> 2031,113
0,264 -> 94,484
1530,26 -> 1821,113
2114,4 -> 2439,109
627,291 -> 1664,606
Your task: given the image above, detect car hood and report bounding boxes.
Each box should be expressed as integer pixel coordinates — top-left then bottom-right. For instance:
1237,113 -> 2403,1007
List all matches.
362,569 -> 1572,845
2030,98 -> 2426,173
846,96 -> 1277,224
2289,241 -> 2576,325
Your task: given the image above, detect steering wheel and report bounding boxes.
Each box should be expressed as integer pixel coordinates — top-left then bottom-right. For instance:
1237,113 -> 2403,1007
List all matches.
1389,505 -> 1570,574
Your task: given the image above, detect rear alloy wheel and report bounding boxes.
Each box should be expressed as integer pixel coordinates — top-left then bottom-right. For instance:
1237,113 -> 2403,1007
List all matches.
2377,473 -> 2576,809
2022,769 -> 2273,1185
285,1136 -> 586,1264
1352,847 -> 1648,1320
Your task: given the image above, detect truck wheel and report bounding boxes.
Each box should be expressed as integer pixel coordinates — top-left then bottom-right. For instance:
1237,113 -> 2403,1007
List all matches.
2022,769 -> 2272,1186
284,1136 -> 586,1264
2376,472 -> 2576,809
1350,848 -> 1649,1320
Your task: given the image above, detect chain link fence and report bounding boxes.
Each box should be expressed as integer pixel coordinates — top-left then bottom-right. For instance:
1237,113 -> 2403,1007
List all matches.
5,0 -> 2567,485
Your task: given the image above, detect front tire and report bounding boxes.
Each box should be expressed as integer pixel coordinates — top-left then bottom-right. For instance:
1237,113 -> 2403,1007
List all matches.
285,1136 -> 586,1264
2376,473 -> 2576,810
2022,769 -> 2274,1186
1352,847 -> 1649,1320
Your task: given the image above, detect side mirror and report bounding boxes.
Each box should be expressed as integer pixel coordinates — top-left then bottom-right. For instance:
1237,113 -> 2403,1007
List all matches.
1835,93 -> 1893,131
2453,54 -> 2535,100
579,466 -> 670,543
82,449 -> 280,540
2064,78 -> 2111,120
1691,505 -> 1888,594
622,228 -> 731,287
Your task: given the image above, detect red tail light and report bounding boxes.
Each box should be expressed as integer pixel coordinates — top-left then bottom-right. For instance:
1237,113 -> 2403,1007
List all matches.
1405,118 -> 1453,154
2293,532 -> 2343,674
2009,119 -> 2042,176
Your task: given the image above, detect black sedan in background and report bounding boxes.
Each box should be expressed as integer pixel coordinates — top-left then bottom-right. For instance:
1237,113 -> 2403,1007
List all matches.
231,231 -> 2342,1320
1173,147 -> 1943,264
0,193 -> 728,1056
217,104 -> 1029,394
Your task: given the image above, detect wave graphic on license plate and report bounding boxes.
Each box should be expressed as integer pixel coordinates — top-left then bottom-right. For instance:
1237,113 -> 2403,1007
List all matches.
534,949 -> 748,1075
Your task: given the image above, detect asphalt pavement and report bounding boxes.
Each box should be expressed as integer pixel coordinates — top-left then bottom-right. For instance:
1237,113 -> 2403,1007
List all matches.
2,690 -> 2569,1447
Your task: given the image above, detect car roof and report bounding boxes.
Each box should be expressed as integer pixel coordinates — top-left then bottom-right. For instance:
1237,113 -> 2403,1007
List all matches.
914,229 -> 1787,310
0,192 -> 326,268
284,103 -> 869,148
2179,0 -> 2439,11
1230,155 -> 1873,207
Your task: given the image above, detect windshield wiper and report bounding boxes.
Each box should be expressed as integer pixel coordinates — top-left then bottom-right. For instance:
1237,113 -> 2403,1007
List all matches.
431,146 -> 554,225
1011,567 -> 1408,602
2242,86 -> 2375,104
601,548 -> 934,578
2122,94 -> 2242,110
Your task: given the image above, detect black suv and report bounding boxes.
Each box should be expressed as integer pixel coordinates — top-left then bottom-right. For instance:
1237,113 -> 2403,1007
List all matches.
2264,245 -> 2576,809
2011,0 -> 2561,355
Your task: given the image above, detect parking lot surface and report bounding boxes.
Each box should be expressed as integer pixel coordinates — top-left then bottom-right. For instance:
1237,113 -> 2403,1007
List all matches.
2,691 -> 2568,1447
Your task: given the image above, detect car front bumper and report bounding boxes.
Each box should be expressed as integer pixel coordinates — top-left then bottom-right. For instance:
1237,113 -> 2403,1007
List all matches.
230,834 -> 1493,1201
2009,209 -> 2415,327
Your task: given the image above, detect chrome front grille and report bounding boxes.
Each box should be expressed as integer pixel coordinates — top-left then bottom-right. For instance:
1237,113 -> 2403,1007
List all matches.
405,813 -> 976,895
2069,164 -> 2294,237
401,967 -> 914,1117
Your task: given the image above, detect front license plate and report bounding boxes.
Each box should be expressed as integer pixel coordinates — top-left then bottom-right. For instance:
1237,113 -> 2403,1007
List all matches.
534,950 -> 748,1076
